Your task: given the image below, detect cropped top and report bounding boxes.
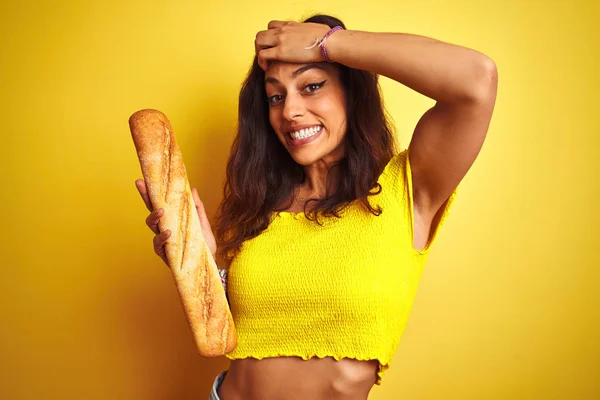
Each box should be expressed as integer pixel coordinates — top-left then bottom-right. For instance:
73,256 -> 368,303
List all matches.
221,148 -> 458,385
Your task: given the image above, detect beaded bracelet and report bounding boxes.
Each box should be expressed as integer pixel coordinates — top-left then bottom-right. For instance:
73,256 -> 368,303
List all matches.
304,25 -> 345,63
320,26 -> 344,62
218,268 -> 227,292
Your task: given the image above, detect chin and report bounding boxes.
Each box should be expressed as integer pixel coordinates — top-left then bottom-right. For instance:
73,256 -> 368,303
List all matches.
289,155 -> 313,166
289,150 -> 328,166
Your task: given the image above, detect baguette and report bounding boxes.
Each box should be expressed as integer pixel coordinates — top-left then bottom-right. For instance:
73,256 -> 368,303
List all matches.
128,109 -> 237,357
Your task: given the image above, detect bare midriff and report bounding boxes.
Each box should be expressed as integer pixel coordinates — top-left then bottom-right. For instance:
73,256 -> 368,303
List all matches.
217,356 -> 379,400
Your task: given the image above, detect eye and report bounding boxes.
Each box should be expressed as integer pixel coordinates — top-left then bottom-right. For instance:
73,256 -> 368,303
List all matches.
266,80 -> 327,106
267,94 -> 283,105
305,80 -> 326,93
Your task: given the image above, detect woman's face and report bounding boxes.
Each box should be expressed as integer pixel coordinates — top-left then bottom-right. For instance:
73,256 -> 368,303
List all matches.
264,61 -> 347,166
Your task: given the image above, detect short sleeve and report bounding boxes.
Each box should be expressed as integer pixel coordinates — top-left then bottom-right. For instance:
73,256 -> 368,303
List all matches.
380,148 -> 459,255
405,147 -> 459,255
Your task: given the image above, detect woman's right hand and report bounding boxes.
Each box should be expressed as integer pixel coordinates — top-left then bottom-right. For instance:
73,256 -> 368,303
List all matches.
135,179 -> 218,268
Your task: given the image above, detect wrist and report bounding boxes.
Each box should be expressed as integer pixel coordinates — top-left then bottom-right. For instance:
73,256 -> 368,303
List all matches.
319,26 -> 344,62
321,28 -> 351,64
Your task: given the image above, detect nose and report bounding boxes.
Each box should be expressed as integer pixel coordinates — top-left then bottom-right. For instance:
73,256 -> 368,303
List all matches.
282,92 -> 305,121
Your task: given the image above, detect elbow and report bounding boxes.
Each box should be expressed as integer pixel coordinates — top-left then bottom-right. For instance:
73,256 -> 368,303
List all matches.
466,55 -> 498,102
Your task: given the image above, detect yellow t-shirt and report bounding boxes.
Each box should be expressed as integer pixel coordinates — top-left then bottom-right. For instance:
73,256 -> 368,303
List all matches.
223,148 -> 458,385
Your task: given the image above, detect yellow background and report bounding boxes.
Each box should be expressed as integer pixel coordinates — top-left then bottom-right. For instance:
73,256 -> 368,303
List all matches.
2,0 -> 598,398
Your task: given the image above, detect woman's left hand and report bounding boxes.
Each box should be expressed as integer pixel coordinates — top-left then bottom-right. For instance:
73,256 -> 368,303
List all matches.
255,20 -> 331,71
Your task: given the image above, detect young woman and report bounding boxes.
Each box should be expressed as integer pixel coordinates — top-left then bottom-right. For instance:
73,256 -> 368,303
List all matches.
136,13 -> 497,400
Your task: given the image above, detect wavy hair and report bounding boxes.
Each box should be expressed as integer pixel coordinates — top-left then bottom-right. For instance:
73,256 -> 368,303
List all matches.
214,14 -> 398,267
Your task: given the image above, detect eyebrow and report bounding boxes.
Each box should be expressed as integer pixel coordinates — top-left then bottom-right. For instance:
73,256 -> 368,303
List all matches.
265,63 -> 327,85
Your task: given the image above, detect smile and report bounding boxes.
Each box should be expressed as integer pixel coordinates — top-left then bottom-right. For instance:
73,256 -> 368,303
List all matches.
288,125 -> 323,140
286,125 -> 324,147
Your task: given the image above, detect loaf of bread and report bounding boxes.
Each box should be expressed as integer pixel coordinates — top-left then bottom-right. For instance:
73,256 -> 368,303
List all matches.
129,109 -> 237,357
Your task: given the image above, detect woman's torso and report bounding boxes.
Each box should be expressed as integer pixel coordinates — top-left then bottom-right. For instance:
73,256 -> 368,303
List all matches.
217,192 -> 432,399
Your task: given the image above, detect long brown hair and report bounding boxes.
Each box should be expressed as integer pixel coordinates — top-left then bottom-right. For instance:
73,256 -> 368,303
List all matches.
214,14 -> 398,267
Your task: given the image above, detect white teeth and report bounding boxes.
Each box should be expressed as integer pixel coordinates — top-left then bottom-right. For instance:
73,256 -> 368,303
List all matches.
289,125 -> 322,140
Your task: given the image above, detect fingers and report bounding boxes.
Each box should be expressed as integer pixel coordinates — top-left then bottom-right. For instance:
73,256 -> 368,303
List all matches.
257,47 -> 277,71
143,201 -> 170,268
153,230 -> 171,268
153,230 -> 171,252
254,30 -> 277,57
254,26 -> 281,71
267,20 -> 287,29
146,208 -> 164,235
135,179 -> 152,211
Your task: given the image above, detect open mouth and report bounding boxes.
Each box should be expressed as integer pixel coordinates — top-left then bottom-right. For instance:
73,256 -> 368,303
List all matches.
288,125 -> 323,141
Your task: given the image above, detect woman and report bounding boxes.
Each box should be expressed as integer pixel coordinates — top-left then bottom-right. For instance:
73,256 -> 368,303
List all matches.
135,13 -> 497,400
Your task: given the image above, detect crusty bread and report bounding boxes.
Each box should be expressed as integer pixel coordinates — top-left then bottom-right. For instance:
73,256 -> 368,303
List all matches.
129,109 -> 237,357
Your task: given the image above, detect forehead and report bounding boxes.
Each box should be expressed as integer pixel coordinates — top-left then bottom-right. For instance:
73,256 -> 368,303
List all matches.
264,62 -> 335,84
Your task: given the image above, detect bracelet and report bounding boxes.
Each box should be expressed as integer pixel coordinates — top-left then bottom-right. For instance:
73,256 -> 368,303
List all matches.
218,268 -> 227,292
321,26 -> 344,62
304,25 -> 345,63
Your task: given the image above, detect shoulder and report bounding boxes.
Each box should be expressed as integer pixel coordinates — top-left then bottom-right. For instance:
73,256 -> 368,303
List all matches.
377,149 -> 409,195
